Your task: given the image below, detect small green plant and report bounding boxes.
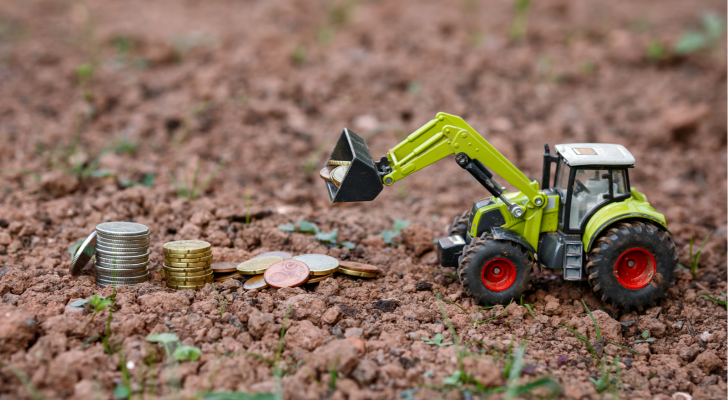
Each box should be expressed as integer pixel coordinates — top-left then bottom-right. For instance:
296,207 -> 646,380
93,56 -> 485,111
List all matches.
421,333 -> 453,347
520,296 -> 538,319
146,332 -> 180,359
503,341 -> 560,400
0,361 -> 45,400
381,219 -> 410,245
563,301 -> 639,364
509,0 -> 532,42
174,345 -> 202,362
443,297 -> 510,328
328,356 -> 339,392
634,330 -> 655,344
646,42 -> 667,62
110,136 -> 139,156
278,220 -> 355,249
702,291 -> 728,309
245,189 -> 251,224
291,45 -> 307,66
428,267 -> 457,281
589,356 -> 621,396
678,230 -> 713,278
115,351 -> 133,399
212,282 -> 228,317
674,12 -> 725,55
171,159 -> 225,200
87,294 -> 112,324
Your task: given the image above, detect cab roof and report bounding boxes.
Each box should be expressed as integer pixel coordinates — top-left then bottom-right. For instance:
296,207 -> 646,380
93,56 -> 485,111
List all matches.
555,143 -> 635,167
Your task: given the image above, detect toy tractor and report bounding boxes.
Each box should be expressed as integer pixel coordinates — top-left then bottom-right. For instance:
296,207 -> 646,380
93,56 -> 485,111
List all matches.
322,113 -> 678,310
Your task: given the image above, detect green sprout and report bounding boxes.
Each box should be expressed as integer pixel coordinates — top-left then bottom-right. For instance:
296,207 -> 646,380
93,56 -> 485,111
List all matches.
381,219 -> 410,245
634,330 -> 655,344
678,230 -> 713,278
87,294 -> 111,324
509,0 -> 532,42
170,159 -> 225,200
674,12 -> 725,55
702,291 -> 728,309
421,334 -> 453,347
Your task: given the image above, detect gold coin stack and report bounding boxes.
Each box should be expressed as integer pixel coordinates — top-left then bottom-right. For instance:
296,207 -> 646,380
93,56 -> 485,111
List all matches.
163,240 -> 213,290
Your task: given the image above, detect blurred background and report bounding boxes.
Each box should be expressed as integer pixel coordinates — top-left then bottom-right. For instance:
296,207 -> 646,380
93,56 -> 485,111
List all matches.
0,0 -> 725,259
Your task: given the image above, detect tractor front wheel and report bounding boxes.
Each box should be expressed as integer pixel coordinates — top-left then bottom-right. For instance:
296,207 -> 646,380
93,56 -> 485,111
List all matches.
448,209 -> 470,237
458,235 -> 534,306
586,221 -> 678,311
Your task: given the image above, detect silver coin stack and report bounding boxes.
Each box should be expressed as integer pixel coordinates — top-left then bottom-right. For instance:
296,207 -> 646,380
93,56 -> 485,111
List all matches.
94,222 -> 151,287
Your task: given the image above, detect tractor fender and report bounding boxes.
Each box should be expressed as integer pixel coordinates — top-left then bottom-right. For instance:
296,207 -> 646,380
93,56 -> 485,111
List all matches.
583,196 -> 670,252
490,227 -> 537,260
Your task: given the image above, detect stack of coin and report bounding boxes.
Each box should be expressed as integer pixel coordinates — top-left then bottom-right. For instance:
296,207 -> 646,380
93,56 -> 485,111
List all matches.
94,222 -> 151,287
163,240 -> 213,290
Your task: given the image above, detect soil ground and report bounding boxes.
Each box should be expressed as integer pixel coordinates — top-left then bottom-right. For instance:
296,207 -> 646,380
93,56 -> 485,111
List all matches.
0,0 -> 726,399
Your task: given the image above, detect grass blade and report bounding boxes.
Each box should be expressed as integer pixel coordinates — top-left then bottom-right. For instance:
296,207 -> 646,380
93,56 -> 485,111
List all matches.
582,300 -> 601,340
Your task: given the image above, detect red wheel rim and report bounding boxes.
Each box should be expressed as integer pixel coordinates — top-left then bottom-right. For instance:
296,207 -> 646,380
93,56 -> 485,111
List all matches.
615,248 -> 656,289
481,258 -> 516,291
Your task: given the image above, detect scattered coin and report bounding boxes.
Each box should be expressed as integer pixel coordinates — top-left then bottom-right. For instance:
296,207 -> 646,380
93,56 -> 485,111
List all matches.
338,260 -> 379,274
163,240 -> 211,255
330,165 -> 348,186
264,260 -> 310,288
214,271 -> 242,283
328,160 -> 351,166
243,275 -> 268,290
211,262 -> 240,273
94,266 -> 149,278
306,273 -> 334,284
70,231 -> 97,276
294,254 -> 339,276
254,251 -> 293,260
238,256 -> 283,275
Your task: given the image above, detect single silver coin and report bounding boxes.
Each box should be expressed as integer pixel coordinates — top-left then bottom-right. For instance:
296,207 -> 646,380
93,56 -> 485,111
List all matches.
94,267 -> 150,278
95,256 -> 149,266
96,222 -> 149,236
70,231 -> 97,276
96,273 -> 150,283
95,260 -> 150,270
95,250 -> 150,260
96,237 -> 150,247
95,245 -> 149,256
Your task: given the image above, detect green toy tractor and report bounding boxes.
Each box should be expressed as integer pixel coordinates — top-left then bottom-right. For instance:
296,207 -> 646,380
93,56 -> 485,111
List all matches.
322,112 -> 678,310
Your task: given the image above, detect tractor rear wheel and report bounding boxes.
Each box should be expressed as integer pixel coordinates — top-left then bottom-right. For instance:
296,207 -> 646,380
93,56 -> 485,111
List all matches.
586,221 -> 678,311
458,235 -> 535,306
448,210 -> 469,237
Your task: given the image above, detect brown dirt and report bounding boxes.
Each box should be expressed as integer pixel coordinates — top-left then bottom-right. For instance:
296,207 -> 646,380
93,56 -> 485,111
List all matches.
0,0 -> 726,399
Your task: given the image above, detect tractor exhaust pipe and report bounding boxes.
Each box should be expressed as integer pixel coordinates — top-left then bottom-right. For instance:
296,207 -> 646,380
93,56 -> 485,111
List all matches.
324,128 -> 384,203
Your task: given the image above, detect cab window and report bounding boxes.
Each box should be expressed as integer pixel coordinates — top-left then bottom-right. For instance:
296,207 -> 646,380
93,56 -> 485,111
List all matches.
569,169 -> 610,230
553,159 -> 570,198
612,170 -> 628,196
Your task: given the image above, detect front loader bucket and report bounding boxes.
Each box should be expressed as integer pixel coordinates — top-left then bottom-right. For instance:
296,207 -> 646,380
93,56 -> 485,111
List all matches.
325,128 -> 383,203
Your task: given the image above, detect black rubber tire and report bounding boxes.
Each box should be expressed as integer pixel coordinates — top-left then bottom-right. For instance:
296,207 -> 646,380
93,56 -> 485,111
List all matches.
586,221 -> 679,311
458,235 -> 535,306
447,210 -> 469,237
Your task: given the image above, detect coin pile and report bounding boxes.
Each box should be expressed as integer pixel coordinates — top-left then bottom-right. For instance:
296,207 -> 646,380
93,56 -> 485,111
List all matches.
238,252 -> 378,290
94,222 -> 151,287
163,240 -> 213,290
320,160 -> 350,187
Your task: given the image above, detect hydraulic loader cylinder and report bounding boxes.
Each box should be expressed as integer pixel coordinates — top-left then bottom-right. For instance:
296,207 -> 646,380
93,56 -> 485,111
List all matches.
455,153 -> 524,218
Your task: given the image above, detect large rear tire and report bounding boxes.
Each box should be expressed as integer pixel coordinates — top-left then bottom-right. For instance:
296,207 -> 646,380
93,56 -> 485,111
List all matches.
586,221 -> 678,311
459,235 -> 535,306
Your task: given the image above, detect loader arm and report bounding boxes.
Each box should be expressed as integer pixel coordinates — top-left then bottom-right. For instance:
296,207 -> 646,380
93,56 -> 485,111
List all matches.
380,112 -> 546,211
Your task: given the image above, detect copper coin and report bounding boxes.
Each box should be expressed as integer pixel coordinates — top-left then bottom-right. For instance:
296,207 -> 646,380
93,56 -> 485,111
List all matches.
338,260 -> 379,273
211,262 -> 240,273
243,275 -> 268,290
319,166 -> 336,182
263,260 -> 310,289
253,251 -> 293,260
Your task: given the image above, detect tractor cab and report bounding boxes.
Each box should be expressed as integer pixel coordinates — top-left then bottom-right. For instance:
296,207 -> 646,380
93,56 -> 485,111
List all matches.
551,144 -> 635,234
